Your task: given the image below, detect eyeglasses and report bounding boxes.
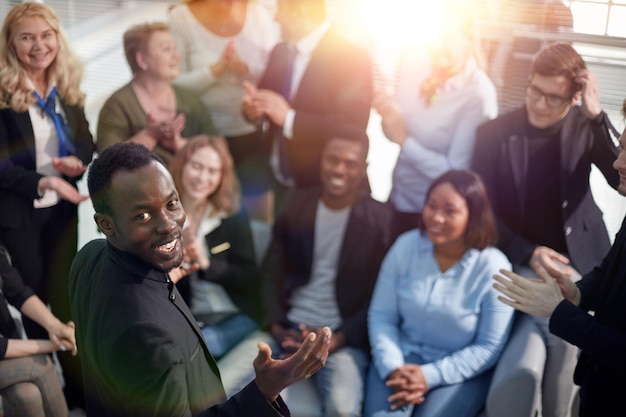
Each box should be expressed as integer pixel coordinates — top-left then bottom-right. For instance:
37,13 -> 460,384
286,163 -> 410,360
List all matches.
526,84 -> 573,108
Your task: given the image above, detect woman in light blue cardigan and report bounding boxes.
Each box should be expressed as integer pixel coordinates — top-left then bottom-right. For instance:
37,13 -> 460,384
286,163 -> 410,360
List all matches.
364,170 -> 514,417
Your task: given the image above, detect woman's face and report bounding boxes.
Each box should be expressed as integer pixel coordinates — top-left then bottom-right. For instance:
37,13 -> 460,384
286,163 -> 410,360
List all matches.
140,30 -> 180,81
422,182 -> 469,251
11,16 -> 58,77
181,145 -> 223,203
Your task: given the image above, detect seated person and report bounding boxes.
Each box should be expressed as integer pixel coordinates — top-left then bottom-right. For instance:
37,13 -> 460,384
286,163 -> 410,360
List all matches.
97,21 -> 216,165
0,244 -> 76,417
364,170 -> 514,417
262,124 -> 393,417
169,135 -> 260,358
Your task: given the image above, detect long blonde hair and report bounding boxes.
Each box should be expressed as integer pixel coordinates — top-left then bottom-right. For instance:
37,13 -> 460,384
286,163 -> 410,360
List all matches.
0,2 -> 85,111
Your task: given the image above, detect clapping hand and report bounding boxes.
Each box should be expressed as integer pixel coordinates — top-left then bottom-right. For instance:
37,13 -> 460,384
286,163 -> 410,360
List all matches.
52,156 -> 87,178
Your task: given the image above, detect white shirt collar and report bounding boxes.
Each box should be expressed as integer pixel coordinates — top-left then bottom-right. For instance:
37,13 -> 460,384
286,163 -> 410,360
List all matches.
294,21 -> 330,56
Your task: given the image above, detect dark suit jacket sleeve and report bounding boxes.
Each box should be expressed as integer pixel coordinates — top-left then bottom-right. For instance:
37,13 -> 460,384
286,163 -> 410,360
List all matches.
549,216 -> 626,371
588,111 -> 620,188
0,245 -> 35,309
199,382 -> 291,417
66,102 -> 96,169
550,297 -> 626,371
0,110 -> 44,201
291,38 -> 372,149
109,323 -> 288,417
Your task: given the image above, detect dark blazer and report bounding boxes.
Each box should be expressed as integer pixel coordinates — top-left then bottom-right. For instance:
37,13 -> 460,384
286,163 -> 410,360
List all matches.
549,215 -> 626,416
178,209 -> 262,323
69,240 -> 287,417
0,101 -> 95,229
262,188 -> 392,349
257,27 -> 372,187
472,106 -> 619,274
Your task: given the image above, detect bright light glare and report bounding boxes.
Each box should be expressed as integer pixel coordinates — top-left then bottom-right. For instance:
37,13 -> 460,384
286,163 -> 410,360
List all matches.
354,0 -> 472,83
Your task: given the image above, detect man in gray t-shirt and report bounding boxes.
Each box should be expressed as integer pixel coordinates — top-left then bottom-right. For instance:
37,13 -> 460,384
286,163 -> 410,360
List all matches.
262,125 -> 393,417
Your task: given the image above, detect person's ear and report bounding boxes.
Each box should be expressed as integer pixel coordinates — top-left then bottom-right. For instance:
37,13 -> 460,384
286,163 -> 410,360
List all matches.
94,213 -> 115,237
135,50 -> 147,71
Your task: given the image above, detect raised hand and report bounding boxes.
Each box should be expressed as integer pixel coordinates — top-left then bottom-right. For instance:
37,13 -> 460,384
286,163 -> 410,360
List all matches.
576,69 -> 602,119
253,327 -> 331,401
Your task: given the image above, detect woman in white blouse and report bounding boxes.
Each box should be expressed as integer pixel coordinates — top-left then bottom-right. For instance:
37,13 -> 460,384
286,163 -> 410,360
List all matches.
168,0 -> 279,221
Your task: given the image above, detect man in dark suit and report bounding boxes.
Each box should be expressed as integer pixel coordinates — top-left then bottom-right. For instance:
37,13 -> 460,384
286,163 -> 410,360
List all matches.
472,42 -> 620,417
492,102 -> 626,416
68,141 -> 331,417
262,125 -> 392,417
242,0 -> 372,209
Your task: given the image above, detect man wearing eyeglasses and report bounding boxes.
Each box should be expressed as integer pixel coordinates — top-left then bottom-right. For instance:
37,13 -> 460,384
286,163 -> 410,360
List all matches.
472,42 -> 619,417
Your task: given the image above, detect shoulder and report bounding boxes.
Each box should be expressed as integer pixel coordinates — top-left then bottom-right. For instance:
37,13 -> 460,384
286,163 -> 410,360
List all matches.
476,107 -> 525,137
167,4 -> 189,23
389,230 -> 423,255
101,83 -> 134,109
474,246 -> 512,270
173,85 -> 205,109
353,195 -> 392,223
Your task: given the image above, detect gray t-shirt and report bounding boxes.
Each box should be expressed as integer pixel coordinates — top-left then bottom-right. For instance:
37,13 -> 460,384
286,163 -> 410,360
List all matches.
287,200 -> 351,330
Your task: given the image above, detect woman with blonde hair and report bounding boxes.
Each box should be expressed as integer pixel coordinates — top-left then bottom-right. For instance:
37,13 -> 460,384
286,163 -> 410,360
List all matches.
0,2 -> 94,410
97,21 -> 216,165
169,135 -> 261,357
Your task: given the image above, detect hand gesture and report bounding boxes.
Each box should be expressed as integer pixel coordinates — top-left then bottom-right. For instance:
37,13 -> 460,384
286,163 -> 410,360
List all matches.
575,69 -> 602,119
49,320 -> 77,355
373,88 -> 408,146
247,89 -> 290,127
242,81 -> 264,122
52,156 -> 87,178
493,265 -> 567,317
212,40 -> 250,78
157,113 -> 187,153
225,41 -> 250,77
38,176 -> 89,204
386,364 -> 428,410
253,327 -> 331,401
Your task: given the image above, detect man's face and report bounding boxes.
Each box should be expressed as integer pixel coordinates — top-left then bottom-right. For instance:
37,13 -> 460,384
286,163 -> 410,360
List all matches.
613,129 -> 626,196
98,161 -> 186,272
320,138 -> 367,208
274,0 -> 304,43
526,73 -> 578,129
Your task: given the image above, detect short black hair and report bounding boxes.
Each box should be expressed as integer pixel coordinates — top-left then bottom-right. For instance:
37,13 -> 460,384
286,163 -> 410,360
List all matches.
88,142 -> 164,215
324,123 -> 369,157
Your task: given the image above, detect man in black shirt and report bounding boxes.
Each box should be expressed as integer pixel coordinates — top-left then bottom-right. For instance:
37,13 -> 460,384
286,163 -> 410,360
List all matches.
472,42 -> 619,417
69,142 -> 330,417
